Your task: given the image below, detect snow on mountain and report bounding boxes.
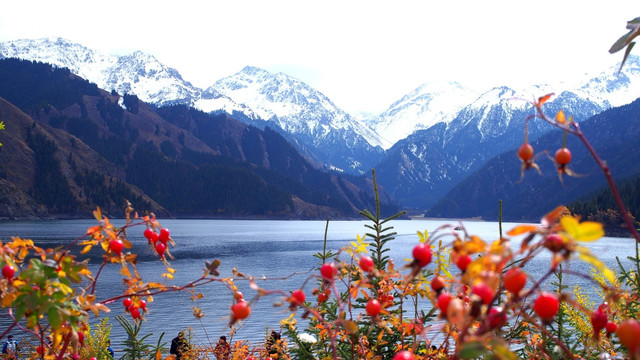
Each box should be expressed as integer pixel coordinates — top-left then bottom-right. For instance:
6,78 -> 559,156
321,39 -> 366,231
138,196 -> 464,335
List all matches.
202,66 -> 384,147
371,81 -> 480,148
0,38 -> 384,173
199,66 -> 386,172
0,37 -> 201,107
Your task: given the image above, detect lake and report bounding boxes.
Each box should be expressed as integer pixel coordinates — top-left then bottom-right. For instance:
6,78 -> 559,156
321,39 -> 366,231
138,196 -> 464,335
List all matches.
0,218 -> 636,350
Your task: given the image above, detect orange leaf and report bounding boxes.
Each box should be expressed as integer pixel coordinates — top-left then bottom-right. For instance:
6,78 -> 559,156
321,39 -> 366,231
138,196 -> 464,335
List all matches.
537,93 -> 554,107
507,225 -> 538,236
555,110 -> 566,124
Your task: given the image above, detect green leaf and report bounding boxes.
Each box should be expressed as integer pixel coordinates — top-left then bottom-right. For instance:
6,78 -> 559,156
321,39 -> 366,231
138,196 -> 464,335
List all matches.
459,341 -> 487,359
48,307 -> 62,329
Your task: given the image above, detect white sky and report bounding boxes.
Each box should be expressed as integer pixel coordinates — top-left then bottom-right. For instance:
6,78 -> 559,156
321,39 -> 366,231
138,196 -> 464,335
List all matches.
1,1 -> 638,114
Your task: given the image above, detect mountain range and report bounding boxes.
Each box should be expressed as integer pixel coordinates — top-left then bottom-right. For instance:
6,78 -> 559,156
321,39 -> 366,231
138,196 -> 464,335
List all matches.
1,37 -> 640,220
0,58 -> 398,219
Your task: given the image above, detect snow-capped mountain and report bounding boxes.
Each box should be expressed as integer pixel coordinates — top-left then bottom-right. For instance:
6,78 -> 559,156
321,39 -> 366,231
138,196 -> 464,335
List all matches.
370,81 -> 480,148
374,56 -> 640,209
0,38 -> 204,107
0,37 -> 384,174
198,66 -> 385,172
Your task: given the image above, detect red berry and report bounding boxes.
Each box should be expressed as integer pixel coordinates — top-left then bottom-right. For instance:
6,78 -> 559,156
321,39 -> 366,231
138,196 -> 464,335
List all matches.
320,263 -> 338,281
109,239 -> 124,255
503,267 -> 527,294
159,228 -> 170,244
412,243 -> 432,267
359,256 -> 375,272
232,300 -> 251,320
36,345 -> 44,355
606,321 -> 618,333
90,358 -> 97,360
123,298 -> 132,308
393,350 -> 415,360
518,143 -> 534,162
291,289 -> 306,305
471,283 -> 494,305
234,291 -> 244,300
456,255 -> 472,271
366,299 -> 382,317
78,331 -> 85,345
431,276 -> 445,292
590,309 -> 607,333
534,292 -> 559,320
488,307 -> 507,328
617,319 -> 640,351
437,292 -> 453,314
555,147 -> 572,165
144,228 -> 158,243
318,288 -> 330,303
544,234 -> 564,252
155,242 -> 166,256
2,264 -> 15,280
139,300 -> 147,311
130,306 -> 140,319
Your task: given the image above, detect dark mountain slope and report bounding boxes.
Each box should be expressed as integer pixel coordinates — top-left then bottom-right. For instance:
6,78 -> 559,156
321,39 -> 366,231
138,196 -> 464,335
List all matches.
426,98 -> 640,221
0,59 -> 393,218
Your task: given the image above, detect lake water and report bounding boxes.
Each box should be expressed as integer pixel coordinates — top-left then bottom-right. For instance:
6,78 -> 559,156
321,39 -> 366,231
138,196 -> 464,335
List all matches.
0,218 -> 636,350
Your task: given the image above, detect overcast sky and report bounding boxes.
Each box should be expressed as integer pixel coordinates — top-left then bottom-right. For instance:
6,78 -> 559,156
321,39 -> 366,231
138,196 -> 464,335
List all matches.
1,1 -> 638,114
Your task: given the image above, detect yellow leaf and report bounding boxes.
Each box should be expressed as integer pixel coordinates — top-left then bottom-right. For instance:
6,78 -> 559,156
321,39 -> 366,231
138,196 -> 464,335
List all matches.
561,216 -> 604,242
81,245 -> 93,254
465,236 -> 486,254
57,283 -> 73,295
507,225 -> 538,236
120,265 -> 132,278
342,320 -> 359,334
576,246 -> 616,284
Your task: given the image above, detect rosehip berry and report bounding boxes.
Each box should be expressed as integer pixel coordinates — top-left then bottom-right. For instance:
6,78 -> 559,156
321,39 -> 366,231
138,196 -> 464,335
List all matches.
320,263 -> 338,281
159,228 -> 170,244
544,234 -> 564,252
2,264 -> 15,280
109,239 -> 124,255
392,350 -> 415,360
359,256 -> 375,272
412,243 -> 432,267
617,319 -> 640,351
90,358 -> 97,360
366,299 -> 382,317
605,321 -> 617,334
488,307 -> 507,328
139,300 -> 147,311
471,283 -> 494,305
318,288 -> 331,303
291,289 -> 306,305
36,345 -> 44,355
144,228 -> 158,243
130,306 -> 141,319
437,292 -> 453,314
431,276 -> 445,292
77,331 -> 85,345
555,147 -> 572,165
234,291 -> 244,300
155,242 -> 166,256
232,300 -> 251,320
534,292 -> 559,320
503,267 -> 527,294
123,298 -> 132,308
456,255 -> 472,271
518,143 -> 534,162
590,309 -> 608,333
